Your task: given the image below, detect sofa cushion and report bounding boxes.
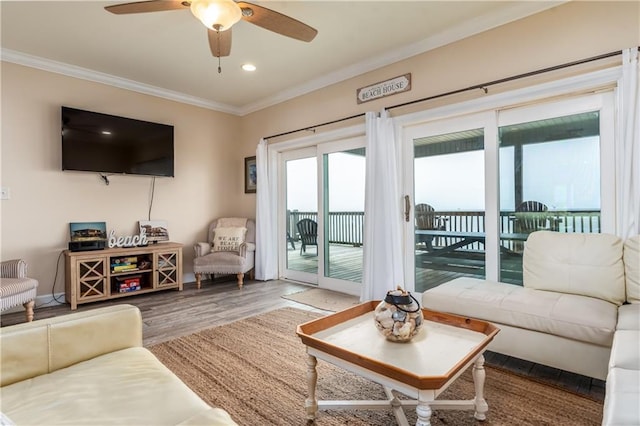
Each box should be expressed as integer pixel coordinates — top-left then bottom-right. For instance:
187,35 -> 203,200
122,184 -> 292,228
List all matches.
603,367 -> 640,426
617,303 -> 640,331
422,277 -> 617,347
523,231 -> 625,305
609,330 -> 640,370
0,347 -> 235,425
624,235 -> 640,303
194,251 -> 247,268
0,278 -> 38,298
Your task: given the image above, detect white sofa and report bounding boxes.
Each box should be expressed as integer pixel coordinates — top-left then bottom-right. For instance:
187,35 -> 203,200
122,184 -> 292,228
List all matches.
422,231 -> 639,426
0,304 -> 237,425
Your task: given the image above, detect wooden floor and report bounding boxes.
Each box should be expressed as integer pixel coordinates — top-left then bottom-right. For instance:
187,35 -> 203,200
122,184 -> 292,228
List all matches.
1,278 -> 605,402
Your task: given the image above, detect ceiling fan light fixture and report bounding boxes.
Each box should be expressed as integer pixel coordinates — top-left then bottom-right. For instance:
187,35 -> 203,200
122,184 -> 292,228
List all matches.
190,0 -> 241,31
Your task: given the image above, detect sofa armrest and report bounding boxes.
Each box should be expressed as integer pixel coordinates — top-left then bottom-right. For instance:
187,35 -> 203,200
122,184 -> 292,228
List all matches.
0,259 -> 26,278
0,304 -> 142,386
194,242 -> 212,258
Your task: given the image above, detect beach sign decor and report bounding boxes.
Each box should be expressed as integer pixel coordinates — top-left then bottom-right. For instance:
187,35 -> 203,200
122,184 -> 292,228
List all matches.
356,73 -> 411,104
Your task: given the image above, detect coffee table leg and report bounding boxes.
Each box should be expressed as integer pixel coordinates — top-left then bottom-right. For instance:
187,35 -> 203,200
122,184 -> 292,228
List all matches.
305,354 -> 318,422
416,391 -> 432,426
472,354 -> 489,420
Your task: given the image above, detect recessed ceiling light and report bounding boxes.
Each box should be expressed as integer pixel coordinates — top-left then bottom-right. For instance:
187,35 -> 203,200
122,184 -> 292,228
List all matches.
101,130 -> 112,135
242,63 -> 256,72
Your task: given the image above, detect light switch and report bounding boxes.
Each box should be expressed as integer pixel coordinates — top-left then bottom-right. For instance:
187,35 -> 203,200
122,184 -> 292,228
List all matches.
1,187 -> 10,200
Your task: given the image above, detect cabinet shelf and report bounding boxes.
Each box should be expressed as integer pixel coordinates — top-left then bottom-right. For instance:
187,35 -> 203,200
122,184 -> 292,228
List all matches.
65,242 -> 183,310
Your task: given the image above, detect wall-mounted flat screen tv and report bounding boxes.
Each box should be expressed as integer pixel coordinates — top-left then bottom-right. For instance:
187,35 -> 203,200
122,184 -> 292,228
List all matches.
61,106 -> 174,177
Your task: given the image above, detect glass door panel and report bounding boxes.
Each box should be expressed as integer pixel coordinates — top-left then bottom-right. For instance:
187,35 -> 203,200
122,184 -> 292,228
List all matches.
285,155 -> 318,282
498,111 -> 602,284
414,128 -> 485,293
323,148 -> 365,283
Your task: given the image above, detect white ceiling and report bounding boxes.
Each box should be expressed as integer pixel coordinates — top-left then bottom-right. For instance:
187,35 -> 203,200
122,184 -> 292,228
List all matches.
1,1 -> 563,115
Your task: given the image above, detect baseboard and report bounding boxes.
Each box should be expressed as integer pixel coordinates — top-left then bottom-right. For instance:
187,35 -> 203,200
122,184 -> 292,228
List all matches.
2,293 -> 66,314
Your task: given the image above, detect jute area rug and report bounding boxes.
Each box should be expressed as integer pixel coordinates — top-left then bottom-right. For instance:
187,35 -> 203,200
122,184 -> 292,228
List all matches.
281,288 -> 361,312
149,308 -> 603,426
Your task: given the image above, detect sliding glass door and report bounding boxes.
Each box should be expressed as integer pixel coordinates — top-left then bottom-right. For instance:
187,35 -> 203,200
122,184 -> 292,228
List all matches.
404,113 -> 494,293
279,136 -> 366,295
403,93 -> 614,293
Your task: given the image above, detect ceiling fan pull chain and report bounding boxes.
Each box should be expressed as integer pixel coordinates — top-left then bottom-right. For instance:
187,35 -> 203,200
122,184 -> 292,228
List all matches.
217,30 -> 222,73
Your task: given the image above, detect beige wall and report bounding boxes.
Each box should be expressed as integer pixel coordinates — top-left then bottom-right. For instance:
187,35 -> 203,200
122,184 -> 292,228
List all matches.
2,1 -> 638,300
1,63 -> 242,296
240,1 -> 640,145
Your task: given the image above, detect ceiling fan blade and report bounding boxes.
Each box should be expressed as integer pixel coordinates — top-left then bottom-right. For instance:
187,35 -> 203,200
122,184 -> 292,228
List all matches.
208,28 -> 232,57
105,1 -> 189,15
236,1 -> 317,42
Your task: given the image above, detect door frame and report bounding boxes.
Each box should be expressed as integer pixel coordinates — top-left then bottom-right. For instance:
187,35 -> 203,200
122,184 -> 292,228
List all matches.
270,124 -> 366,289
316,135 -> 366,295
399,91 -> 616,292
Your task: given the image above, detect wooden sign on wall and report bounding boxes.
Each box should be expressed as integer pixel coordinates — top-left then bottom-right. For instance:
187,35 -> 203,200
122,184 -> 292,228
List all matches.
356,73 -> 411,104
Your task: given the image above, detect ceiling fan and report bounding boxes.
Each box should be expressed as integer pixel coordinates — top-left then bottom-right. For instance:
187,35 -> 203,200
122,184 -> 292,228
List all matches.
105,0 -> 317,72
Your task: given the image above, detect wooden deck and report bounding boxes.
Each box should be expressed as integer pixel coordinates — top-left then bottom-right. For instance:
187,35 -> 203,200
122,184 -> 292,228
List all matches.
287,244 -> 489,292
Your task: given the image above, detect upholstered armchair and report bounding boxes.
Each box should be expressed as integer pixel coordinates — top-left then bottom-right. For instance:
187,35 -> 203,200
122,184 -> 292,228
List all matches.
0,259 -> 38,322
193,218 -> 256,289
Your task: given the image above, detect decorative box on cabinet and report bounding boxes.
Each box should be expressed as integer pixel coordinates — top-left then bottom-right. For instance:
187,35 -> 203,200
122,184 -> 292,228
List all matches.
64,242 -> 183,310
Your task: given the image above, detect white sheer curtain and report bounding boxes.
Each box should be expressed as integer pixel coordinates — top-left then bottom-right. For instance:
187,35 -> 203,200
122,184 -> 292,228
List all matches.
255,138 -> 278,280
361,110 -> 404,301
616,47 -> 640,239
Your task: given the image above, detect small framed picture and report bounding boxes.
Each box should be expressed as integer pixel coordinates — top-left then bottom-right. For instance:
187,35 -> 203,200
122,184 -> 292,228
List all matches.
244,156 -> 257,194
69,222 -> 107,242
139,220 -> 169,243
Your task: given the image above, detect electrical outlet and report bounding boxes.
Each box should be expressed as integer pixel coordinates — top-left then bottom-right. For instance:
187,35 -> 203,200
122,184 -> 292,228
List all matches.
1,187 -> 10,200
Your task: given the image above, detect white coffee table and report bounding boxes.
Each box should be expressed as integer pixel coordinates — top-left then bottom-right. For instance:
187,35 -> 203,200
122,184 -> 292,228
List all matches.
297,301 -> 499,426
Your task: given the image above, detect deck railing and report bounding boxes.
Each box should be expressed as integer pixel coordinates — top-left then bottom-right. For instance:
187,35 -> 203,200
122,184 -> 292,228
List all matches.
287,209 -> 601,249
287,210 -> 364,246
435,210 -> 601,251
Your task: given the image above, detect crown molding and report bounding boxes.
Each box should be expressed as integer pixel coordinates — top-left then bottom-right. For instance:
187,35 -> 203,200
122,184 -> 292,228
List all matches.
1,48 -> 243,115
2,1 -> 565,117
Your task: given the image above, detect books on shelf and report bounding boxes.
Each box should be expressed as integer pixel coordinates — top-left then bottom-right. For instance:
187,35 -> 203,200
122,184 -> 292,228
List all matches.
111,256 -> 146,273
112,264 -> 138,272
112,257 -> 137,264
115,275 -> 141,293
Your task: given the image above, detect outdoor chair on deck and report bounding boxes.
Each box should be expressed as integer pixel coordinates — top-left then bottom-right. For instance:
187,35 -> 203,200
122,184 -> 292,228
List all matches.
296,219 -> 318,256
513,201 -> 559,234
415,203 -> 447,251
512,201 -> 559,252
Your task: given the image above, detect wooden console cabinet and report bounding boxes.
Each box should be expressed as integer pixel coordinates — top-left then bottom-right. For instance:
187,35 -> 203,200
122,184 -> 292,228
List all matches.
65,242 -> 183,310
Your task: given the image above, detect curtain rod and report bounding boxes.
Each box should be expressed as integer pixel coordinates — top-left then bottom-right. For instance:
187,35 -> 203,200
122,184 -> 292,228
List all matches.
264,47 -> 637,141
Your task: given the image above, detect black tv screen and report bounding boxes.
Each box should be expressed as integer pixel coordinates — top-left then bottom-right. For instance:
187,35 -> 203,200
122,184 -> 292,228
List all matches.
61,106 -> 174,177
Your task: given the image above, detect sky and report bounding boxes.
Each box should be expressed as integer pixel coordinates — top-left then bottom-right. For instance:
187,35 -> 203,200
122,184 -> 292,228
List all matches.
287,153 -> 365,212
286,136 -> 600,213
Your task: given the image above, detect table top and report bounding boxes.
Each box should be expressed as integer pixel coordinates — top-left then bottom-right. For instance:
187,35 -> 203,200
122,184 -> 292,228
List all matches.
297,301 -> 499,389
